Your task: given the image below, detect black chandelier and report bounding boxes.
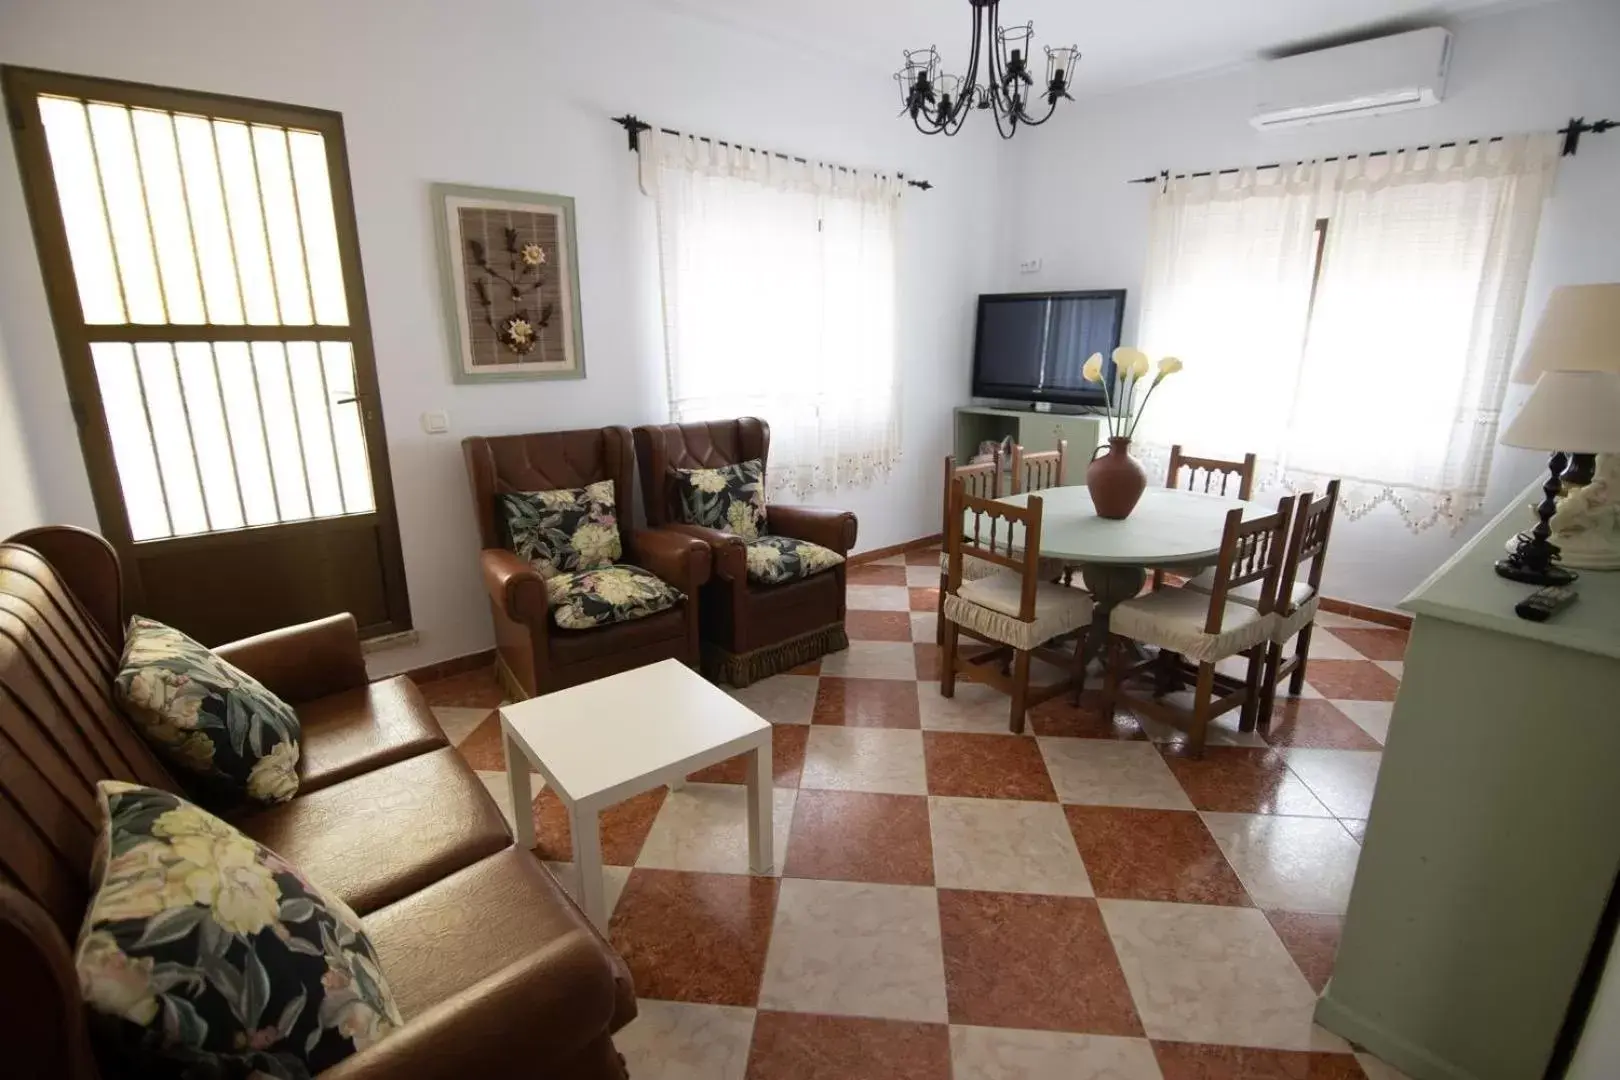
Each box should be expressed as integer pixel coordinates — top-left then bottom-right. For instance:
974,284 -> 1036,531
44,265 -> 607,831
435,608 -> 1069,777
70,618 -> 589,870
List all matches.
895,0 -> 1078,139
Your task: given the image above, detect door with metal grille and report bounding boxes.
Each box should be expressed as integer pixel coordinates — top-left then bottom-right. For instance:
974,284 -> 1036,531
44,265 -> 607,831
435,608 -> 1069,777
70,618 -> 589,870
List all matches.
4,67 -> 410,645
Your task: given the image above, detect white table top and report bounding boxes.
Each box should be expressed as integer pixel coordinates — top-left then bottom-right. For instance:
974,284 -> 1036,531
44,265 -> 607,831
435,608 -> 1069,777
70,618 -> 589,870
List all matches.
499,659 -> 769,803
987,485 -> 1271,566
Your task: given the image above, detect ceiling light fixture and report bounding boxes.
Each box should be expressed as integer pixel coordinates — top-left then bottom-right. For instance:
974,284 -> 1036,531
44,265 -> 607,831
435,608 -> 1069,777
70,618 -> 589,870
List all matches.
895,0 -> 1078,139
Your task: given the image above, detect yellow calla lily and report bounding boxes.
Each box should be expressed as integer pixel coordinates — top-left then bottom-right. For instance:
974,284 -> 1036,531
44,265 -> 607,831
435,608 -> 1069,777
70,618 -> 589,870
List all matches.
1113,347 -> 1150,379
1082,352 -> 1104,383
1158,356 -> 1184,376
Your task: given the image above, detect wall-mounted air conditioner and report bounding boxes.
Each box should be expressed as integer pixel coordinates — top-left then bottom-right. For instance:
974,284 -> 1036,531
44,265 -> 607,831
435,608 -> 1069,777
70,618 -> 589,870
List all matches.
1251,27 -> 1453,131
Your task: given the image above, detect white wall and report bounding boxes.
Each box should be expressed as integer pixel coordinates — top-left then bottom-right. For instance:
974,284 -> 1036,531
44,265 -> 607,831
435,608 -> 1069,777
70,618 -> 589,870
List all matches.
0,0 -> 1000,673
997,0 -> 1620,608
0,319 -> 43,538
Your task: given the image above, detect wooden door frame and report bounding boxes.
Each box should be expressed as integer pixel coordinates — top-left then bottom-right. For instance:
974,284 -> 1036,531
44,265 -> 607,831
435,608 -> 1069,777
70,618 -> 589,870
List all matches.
2,65 -> 411,637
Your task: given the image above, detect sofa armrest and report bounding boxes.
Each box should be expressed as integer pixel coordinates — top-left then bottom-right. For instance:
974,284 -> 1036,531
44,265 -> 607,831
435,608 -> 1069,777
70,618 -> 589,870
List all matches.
626,528 -> 712,595
768,505 -> 858,556
319,930 -> 622,1080
660,523 -> 747,583
214,614 -> 369,705
480,548 -> 550,627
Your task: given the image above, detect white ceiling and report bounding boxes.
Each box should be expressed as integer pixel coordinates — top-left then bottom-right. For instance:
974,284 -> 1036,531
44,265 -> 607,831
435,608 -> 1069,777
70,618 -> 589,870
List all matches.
647,0 -> 1539,93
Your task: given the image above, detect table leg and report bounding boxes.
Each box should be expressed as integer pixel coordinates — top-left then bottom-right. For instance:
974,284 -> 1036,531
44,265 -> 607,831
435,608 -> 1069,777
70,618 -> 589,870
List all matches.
568,801 -> 608,929
745,734 -> 774,875
504,728 -> 535,851
1073,565 -> 1147,704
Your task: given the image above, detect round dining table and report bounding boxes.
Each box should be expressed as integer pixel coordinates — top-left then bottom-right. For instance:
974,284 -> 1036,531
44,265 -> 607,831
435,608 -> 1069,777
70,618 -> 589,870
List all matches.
987,484 -> 1273,677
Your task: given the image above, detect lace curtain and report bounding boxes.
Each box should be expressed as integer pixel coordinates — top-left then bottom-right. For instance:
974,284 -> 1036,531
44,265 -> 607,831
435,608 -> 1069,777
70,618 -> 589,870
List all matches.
640,130 -> 903,499
1135,133 -> 1560,531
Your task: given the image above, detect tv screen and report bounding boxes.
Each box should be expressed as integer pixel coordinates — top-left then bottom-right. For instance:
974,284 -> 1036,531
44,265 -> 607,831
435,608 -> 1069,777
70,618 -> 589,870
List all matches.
971,290 -> 1126,407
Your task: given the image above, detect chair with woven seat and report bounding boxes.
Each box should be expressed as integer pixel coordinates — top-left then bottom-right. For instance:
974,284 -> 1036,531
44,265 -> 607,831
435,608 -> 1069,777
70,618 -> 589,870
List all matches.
935,450 -> 1004,645
1152,444 -> 1259,591
1105,496 -> 1295,755
940,481 -> 1094,733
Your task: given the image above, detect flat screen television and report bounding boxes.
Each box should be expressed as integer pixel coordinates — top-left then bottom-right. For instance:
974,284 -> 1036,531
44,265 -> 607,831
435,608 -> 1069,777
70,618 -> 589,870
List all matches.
971,289 -> 1127,407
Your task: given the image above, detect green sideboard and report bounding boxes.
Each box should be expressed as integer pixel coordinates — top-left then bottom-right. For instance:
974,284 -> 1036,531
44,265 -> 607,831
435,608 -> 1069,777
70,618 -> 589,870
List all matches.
1316,482 -> 1620,1080
953,405 -> 1103,471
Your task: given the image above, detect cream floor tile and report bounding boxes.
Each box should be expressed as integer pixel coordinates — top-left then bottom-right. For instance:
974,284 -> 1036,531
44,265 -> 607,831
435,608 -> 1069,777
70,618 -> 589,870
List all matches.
918,680 -> 1016,734
907,563 -> 943,587
1291,629 -> 1367,660
1283,749 -> 1383,819
433,705 -> 495,747
1038,738 -> 1194,810
819,640 -> 918,680
474,769 -> 518,831
1313,611 -> 1389,630
1334,700 -> 1394,745
846,584 -> 912,611
543,861 -> 632,920
929,797 -> 1092,896
1200,812 -> 1363,915
1356,1051 -> 1417,1080
759,878 -> 947,1022
800,727 -> 928,795
912,610 -> 939,643
871,553 -> 908,567
726,674 -> 819,725
949,1026 -> 1164,1080
1135,707 -> 1268,748
615,999 -> 755,1080
1376,660 -> 1405,680
635,783 -> 797,875
1099,899 -> 1321,1050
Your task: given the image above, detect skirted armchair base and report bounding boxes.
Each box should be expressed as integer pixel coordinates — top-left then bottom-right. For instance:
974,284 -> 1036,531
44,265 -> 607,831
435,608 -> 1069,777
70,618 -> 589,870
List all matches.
702,620 -> 849,688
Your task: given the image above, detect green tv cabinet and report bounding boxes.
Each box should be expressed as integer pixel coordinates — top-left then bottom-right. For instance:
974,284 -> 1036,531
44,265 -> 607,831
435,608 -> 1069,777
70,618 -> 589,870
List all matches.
953,405 -> 1103,472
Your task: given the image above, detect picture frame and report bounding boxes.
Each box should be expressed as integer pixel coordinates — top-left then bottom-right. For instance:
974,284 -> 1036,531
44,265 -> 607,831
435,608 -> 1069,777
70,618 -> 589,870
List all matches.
431,182 -> 586,383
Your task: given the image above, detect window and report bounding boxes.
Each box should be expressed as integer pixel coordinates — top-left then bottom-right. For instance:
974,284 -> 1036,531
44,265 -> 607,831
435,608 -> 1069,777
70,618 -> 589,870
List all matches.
640,130 -> 902,498
1135,134 -> 1560,531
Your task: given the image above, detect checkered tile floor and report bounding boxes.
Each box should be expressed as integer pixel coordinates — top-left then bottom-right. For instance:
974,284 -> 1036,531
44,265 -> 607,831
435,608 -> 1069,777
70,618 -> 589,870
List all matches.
420,546 -> 1413,1080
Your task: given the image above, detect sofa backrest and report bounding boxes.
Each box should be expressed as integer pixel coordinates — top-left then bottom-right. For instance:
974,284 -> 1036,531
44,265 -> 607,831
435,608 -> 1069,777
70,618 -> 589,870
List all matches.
0,541 -> 177,942
462,426 -> 638,552
632,417 -> 771,527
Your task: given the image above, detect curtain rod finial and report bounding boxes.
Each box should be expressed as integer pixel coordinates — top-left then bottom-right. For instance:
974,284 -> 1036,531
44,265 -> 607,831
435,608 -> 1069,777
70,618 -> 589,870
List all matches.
612,114 -> 653,152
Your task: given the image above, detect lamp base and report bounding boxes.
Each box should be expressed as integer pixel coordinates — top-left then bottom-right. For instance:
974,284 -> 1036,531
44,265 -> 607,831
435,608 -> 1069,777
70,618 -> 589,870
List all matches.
1494,556 -> 1578,586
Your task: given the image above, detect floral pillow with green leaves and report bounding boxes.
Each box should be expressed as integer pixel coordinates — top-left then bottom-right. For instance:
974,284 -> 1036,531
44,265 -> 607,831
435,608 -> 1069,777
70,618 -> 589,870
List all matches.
76,781 -> 402,1077
498,479 -> 622,578
114,617 -> 301,810
545,564 -> 684,630
674,459 -> 767,540
744,536 -> 845,586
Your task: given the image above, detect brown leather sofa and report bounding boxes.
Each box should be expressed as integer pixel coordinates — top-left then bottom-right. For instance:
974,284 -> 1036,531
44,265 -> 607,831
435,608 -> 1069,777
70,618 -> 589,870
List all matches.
632,417 -> 857,686
463,425 -> 711,699
0,531 -> 635,1079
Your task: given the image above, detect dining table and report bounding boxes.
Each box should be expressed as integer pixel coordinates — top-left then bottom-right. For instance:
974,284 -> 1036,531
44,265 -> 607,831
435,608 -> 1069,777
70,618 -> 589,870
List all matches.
979,484 -> 1274,678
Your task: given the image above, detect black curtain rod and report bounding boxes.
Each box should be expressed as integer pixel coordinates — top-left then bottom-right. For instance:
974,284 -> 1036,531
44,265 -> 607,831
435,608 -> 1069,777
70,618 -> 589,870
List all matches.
611,114 -> 933,191
1127,116 -> 1616,185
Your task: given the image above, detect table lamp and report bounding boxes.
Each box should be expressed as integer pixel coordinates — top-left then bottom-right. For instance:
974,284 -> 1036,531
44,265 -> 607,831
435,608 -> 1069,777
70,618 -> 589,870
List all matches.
1512,283 -> 1620,486
1497,369 -> 1620,584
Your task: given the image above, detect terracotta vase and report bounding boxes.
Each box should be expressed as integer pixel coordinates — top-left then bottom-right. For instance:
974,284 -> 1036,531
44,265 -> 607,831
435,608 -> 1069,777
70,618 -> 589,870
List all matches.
1087,436 -> 1148,520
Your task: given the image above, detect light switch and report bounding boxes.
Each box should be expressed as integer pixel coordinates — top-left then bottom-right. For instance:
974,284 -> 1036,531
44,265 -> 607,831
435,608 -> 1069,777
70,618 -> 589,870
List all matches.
421,411 -> 450,434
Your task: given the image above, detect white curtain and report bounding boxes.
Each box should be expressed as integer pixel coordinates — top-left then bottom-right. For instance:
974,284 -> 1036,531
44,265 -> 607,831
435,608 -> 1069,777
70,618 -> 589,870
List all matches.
1137,133 -> 1560,531
641,130 -> 902,499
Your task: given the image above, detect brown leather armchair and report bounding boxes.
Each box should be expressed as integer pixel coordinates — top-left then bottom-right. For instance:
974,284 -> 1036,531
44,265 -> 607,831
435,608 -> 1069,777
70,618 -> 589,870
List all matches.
464,425 -> 711,699
632,418 -> 857,686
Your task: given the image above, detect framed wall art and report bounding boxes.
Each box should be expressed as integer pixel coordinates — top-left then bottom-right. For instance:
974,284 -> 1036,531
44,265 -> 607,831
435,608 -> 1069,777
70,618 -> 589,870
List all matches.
432,182 -> 586,383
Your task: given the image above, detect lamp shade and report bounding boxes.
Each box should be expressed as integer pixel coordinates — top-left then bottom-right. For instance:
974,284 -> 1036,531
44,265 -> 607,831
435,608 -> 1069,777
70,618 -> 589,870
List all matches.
1500,370 -> 1620,452
1512,283 -> 1620,383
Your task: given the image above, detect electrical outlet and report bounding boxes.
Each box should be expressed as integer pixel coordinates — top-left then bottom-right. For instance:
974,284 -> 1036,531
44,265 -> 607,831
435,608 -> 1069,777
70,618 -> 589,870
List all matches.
421,411 -> 450,435
1018,258 -> 1043,274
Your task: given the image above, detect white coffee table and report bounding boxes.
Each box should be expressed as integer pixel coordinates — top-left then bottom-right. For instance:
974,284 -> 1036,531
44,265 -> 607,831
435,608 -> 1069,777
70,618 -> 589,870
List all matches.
499,658 -> 773,928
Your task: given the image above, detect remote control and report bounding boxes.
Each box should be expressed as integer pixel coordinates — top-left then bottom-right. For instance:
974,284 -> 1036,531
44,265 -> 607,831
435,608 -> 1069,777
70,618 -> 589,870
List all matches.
1515,585 -> 1578,622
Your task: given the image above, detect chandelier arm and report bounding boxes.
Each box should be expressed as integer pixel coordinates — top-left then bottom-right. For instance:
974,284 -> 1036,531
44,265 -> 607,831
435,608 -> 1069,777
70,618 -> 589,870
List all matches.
985,28 -> 1019,138
1016,95 -> 1062,126
948,0 -> 984,127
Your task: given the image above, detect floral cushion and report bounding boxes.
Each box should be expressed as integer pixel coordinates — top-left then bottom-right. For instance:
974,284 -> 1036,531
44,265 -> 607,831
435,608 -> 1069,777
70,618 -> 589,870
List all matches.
745,536 -> 845,587
674,459 -> 767,541
76,782 -> 401,1077
498,479 -> 622,578
545,564 -> 684,631
114,617 -> 302,810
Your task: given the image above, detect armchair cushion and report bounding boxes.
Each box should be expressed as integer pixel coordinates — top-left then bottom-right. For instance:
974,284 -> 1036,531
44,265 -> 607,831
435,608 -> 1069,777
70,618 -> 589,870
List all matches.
545,565 -> 684,631
674,459 -> 767,540
497,479 -> 621,579
77,781 -> 402,1077
745,536 -> 845,587
114,617 -> 302,810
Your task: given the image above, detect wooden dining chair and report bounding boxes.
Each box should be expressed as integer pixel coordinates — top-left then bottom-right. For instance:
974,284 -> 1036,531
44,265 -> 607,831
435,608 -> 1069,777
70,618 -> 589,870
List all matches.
936,451 -> 1004,645
941,479 -> 1094,733
1104,496 -> 1295,755
1152,444 -> 1259,591
1010,440 -> 1069,495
